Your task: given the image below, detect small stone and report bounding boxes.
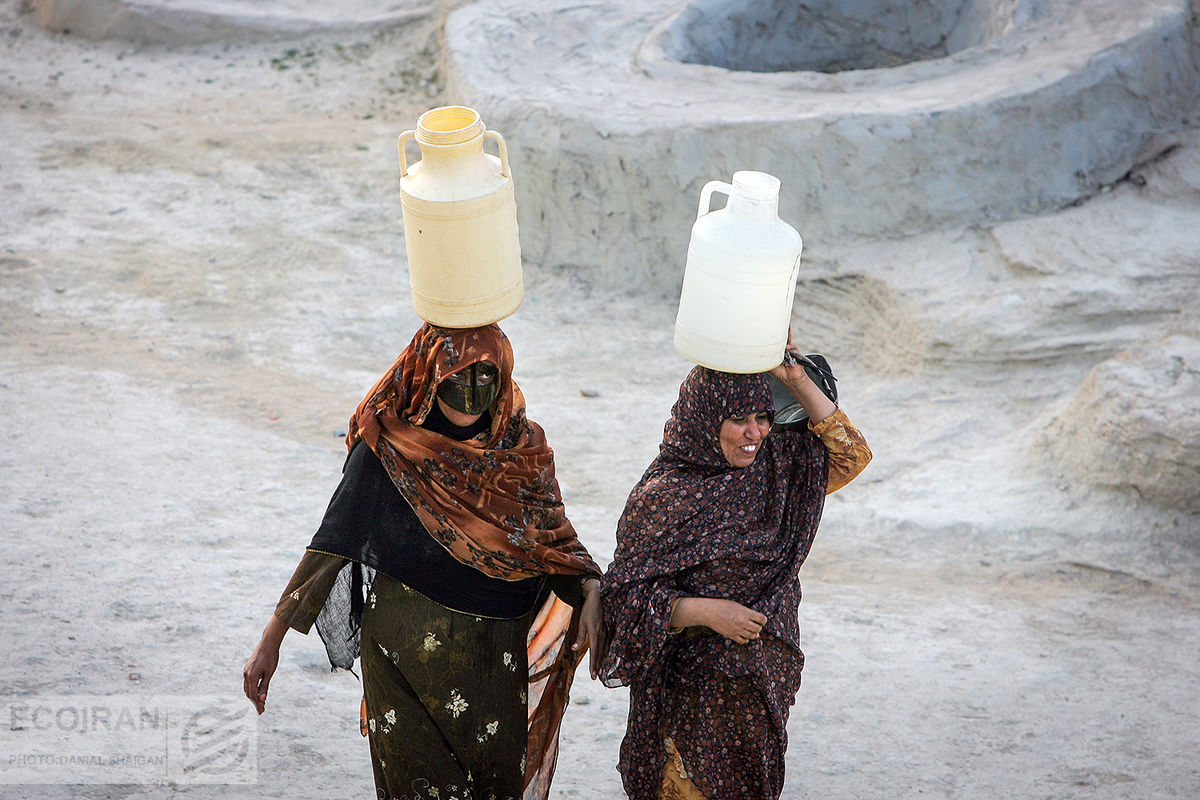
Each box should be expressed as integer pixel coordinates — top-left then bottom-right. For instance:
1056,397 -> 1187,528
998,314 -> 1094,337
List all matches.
579,388 -> 599,398
128,672 -> 141,682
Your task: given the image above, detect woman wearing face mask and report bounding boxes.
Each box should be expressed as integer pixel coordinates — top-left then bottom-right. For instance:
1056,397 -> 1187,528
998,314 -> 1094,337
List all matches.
598,340 -> 872,800
243,323 -> 602,800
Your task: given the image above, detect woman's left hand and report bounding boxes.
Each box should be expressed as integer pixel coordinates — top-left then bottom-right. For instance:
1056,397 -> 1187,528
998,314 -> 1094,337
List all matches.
768,327 -> 812,388
769,328 -> 837,424
572,578 -> 607,679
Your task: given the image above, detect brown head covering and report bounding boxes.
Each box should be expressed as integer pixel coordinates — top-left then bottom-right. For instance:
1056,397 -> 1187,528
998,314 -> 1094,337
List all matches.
347,323 -> 599,580
347,323 -> 598,798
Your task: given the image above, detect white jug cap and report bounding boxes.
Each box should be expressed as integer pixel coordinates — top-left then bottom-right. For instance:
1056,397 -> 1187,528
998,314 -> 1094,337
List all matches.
731,171 -> 781,201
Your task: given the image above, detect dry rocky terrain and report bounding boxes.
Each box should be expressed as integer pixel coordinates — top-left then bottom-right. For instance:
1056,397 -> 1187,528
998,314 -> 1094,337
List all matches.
1,1 -> 1198,798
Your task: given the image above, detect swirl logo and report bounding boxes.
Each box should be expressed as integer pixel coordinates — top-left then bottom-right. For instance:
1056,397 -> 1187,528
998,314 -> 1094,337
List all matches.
178,702 -> 253,777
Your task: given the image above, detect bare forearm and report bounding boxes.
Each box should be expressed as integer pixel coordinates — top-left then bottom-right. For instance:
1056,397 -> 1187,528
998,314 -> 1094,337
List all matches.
244,612 -> 288,714
669,597 -> 711,629
781,374 -> 837,425
576,578 -> 604,679
670,597 -> 767,644
260,613 -> 289,650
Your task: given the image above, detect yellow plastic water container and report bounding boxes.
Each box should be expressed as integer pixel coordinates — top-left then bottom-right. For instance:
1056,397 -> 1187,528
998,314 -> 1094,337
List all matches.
674,171 -> 804,373
398,106 -> 523,328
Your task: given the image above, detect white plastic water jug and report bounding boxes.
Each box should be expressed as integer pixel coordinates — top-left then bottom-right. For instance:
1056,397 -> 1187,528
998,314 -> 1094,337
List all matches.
674,171 -> 803,373
398,106 -> 523,328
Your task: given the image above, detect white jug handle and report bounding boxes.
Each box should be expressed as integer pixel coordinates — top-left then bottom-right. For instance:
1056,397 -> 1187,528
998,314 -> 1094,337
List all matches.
484,130 -> 511,177
397,130 -> 416,177
697,180 -> 732,220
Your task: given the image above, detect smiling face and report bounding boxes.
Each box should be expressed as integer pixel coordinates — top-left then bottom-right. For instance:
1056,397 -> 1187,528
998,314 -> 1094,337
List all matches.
718,410 -> 771,468
660,367 -> 775,472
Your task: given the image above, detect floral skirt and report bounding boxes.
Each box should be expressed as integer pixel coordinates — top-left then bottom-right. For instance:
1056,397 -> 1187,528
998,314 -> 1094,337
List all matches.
360,573 -> 535,800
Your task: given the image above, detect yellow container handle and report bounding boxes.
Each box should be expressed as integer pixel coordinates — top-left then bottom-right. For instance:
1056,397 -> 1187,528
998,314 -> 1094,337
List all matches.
484,130 -> 510,178
397,129 -> 416,177
396,129 -> 508,178
697,180 -> 733,219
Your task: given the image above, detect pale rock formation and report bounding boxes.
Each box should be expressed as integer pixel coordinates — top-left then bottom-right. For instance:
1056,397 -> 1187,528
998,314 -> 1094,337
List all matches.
444,0 -> 1200,290
5,2 -> 1200,796
30,0 -> 432,44
1044,334 -> 1200,513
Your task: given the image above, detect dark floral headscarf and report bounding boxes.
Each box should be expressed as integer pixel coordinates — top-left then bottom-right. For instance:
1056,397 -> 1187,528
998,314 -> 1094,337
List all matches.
599,368 -> 807,651
659,367 -> 775,472
599,366 -> 829,799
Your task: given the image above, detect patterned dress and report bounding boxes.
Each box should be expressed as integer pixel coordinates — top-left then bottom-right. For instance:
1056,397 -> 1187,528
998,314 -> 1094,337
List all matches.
599,368 -> 872,800
274,444 -> 576,800
360,575 -> 534,800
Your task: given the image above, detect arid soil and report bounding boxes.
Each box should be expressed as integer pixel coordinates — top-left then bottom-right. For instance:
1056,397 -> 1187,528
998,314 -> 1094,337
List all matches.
1,1 -> 1198,798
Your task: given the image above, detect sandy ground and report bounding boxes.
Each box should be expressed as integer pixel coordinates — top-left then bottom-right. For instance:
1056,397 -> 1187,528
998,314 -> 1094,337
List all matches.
2,1 -> 1199,798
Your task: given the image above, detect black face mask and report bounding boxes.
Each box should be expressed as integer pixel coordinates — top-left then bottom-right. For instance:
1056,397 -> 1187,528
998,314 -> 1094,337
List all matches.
436,362 -> 499,416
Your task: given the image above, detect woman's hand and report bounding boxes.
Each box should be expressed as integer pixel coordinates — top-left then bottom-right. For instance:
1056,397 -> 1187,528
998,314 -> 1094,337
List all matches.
572,578 -> 607,679
672,597 -> 767,645
243,615 -> 288,715
768,328 -> 837,425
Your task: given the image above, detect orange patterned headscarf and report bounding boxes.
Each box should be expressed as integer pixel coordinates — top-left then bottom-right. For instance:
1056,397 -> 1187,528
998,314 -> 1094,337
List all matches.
346,323 -> 599,581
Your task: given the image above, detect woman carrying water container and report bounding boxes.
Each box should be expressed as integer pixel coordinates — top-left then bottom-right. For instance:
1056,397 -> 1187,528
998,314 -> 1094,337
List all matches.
243,323 -> 603,800
598,347 -> 870,799
244,107 -> 603,800
598,170 -> 872,798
